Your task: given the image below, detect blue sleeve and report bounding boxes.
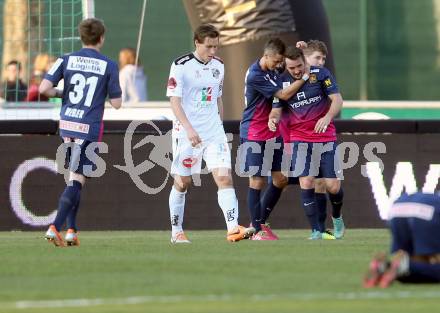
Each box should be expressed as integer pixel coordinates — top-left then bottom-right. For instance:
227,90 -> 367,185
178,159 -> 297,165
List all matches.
248,71 -> 282,99
44,57 -> 65,85
320,67 -> 339,95
108,61 -> 122,99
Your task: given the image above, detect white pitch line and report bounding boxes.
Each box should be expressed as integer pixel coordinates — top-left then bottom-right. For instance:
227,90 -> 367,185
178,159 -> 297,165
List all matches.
5,290 -> 440,309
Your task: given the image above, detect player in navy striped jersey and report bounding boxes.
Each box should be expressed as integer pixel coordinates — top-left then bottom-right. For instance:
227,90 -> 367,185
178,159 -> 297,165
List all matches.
268,47 -> 343,240
239,38 -> 309,240
261,41 -> 344,239
39,18 -> 122,246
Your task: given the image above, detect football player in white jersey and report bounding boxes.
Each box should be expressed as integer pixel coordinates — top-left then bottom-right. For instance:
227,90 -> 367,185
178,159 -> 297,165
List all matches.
166,24 -> 254,243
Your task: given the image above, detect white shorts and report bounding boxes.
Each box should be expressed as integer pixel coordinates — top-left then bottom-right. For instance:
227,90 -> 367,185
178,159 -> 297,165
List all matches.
171,133 -> 231,176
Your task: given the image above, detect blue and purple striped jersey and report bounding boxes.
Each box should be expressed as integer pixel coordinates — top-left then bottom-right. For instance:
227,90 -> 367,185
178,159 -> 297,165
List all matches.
240,60 -> 282,141
45,48 -> 121,141
280,66 -> 339,142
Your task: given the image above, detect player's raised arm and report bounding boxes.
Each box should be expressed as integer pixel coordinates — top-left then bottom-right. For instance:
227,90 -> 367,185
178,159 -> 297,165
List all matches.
274,68 -> 309,101
296,41 -> 308,49
274,78 -> 307,100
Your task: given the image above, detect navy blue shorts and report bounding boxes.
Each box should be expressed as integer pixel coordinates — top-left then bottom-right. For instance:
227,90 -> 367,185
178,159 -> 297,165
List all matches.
62,138 -> 99,178
238,137 -> 283,177
267,175 -> 300,185
286,141 -> 341,178
389,193 -> 440,256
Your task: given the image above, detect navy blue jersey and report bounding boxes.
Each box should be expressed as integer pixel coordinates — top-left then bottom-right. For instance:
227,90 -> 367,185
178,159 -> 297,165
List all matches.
390,193 -> 440,221
389,192 -> 440,255
279,66 -> 339,142
45,48 -> 121,141
240,60 -> 282,141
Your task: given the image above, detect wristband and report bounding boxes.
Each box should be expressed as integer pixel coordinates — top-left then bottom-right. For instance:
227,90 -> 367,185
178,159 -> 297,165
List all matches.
302,73 -> 309,81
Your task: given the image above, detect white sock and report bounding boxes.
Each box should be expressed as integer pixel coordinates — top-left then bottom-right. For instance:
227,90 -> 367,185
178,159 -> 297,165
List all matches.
217,188 -> 239,232
169,186 -> 186,236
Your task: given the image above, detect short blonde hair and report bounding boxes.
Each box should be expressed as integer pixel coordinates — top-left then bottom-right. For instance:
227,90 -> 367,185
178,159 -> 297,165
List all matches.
303,40 -> 328,56
119,47 -> 137,68
33,53 -> 55,73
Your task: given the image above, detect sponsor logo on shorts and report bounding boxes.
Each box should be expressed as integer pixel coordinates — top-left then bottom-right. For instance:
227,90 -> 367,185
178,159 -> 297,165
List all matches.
59,120 -> 90,134
182,157 -> 197,168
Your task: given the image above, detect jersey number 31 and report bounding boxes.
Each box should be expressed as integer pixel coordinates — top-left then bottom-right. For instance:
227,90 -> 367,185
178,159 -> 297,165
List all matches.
69,73 -> 98,107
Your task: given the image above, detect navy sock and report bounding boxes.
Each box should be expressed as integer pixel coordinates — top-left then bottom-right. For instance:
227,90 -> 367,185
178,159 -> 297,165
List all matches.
260,183 -> 283,224
301,188 -> 320,232
315,192 -> 327,232
398,261 -> 440,283
248,188 -> 262,232
328,187 -> 344,218
66,192 -> 81,231
53,181 -> 82,231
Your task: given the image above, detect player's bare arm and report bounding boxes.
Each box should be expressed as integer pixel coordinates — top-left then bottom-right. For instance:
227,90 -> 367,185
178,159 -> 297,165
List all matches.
170,96 -> 201,146
268,107 -> 282,132
109,97 -> 122,110
274,66 -> 310,101
39,79 -> 63,98
314,93 -> 343,133
217,97 -> 224,121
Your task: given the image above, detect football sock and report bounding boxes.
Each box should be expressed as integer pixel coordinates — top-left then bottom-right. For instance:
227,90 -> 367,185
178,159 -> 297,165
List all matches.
66,191 -> 81,231
398,261 -> 440,283
53,180 -> 82,231
315,192 -> 327,232
217,188 -> 239,232
329,187 -> 344,218
260,183 -> 283,224
301,188 -> 320,232
248,187 -> 262,232
169,186 -> 186,236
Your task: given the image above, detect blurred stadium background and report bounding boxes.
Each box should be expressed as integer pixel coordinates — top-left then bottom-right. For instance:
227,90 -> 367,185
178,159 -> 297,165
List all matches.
2,0 -> 440,117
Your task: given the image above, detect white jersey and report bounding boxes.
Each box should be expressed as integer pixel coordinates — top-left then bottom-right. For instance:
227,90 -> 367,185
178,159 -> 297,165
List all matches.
166,53 -> 224,140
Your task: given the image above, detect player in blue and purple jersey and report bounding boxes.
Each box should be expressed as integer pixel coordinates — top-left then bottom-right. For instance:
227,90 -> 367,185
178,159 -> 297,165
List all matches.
239,38 -> 309,239
261,41 -> 344,239
39,18 -> 122,247
268,46 -> 343,240
364,192 -> 440,288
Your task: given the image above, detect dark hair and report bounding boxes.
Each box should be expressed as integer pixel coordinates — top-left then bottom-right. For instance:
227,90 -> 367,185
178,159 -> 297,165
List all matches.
285,46 -> 305,61
7,60 -> 21,71
194,24 -> 219,44
79,18 -> 106,46
264,38 -> 286,55
304,40 -> 328,56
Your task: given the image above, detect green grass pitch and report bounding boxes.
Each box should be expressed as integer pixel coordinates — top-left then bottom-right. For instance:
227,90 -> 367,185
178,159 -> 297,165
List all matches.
0,229 -> 438,313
